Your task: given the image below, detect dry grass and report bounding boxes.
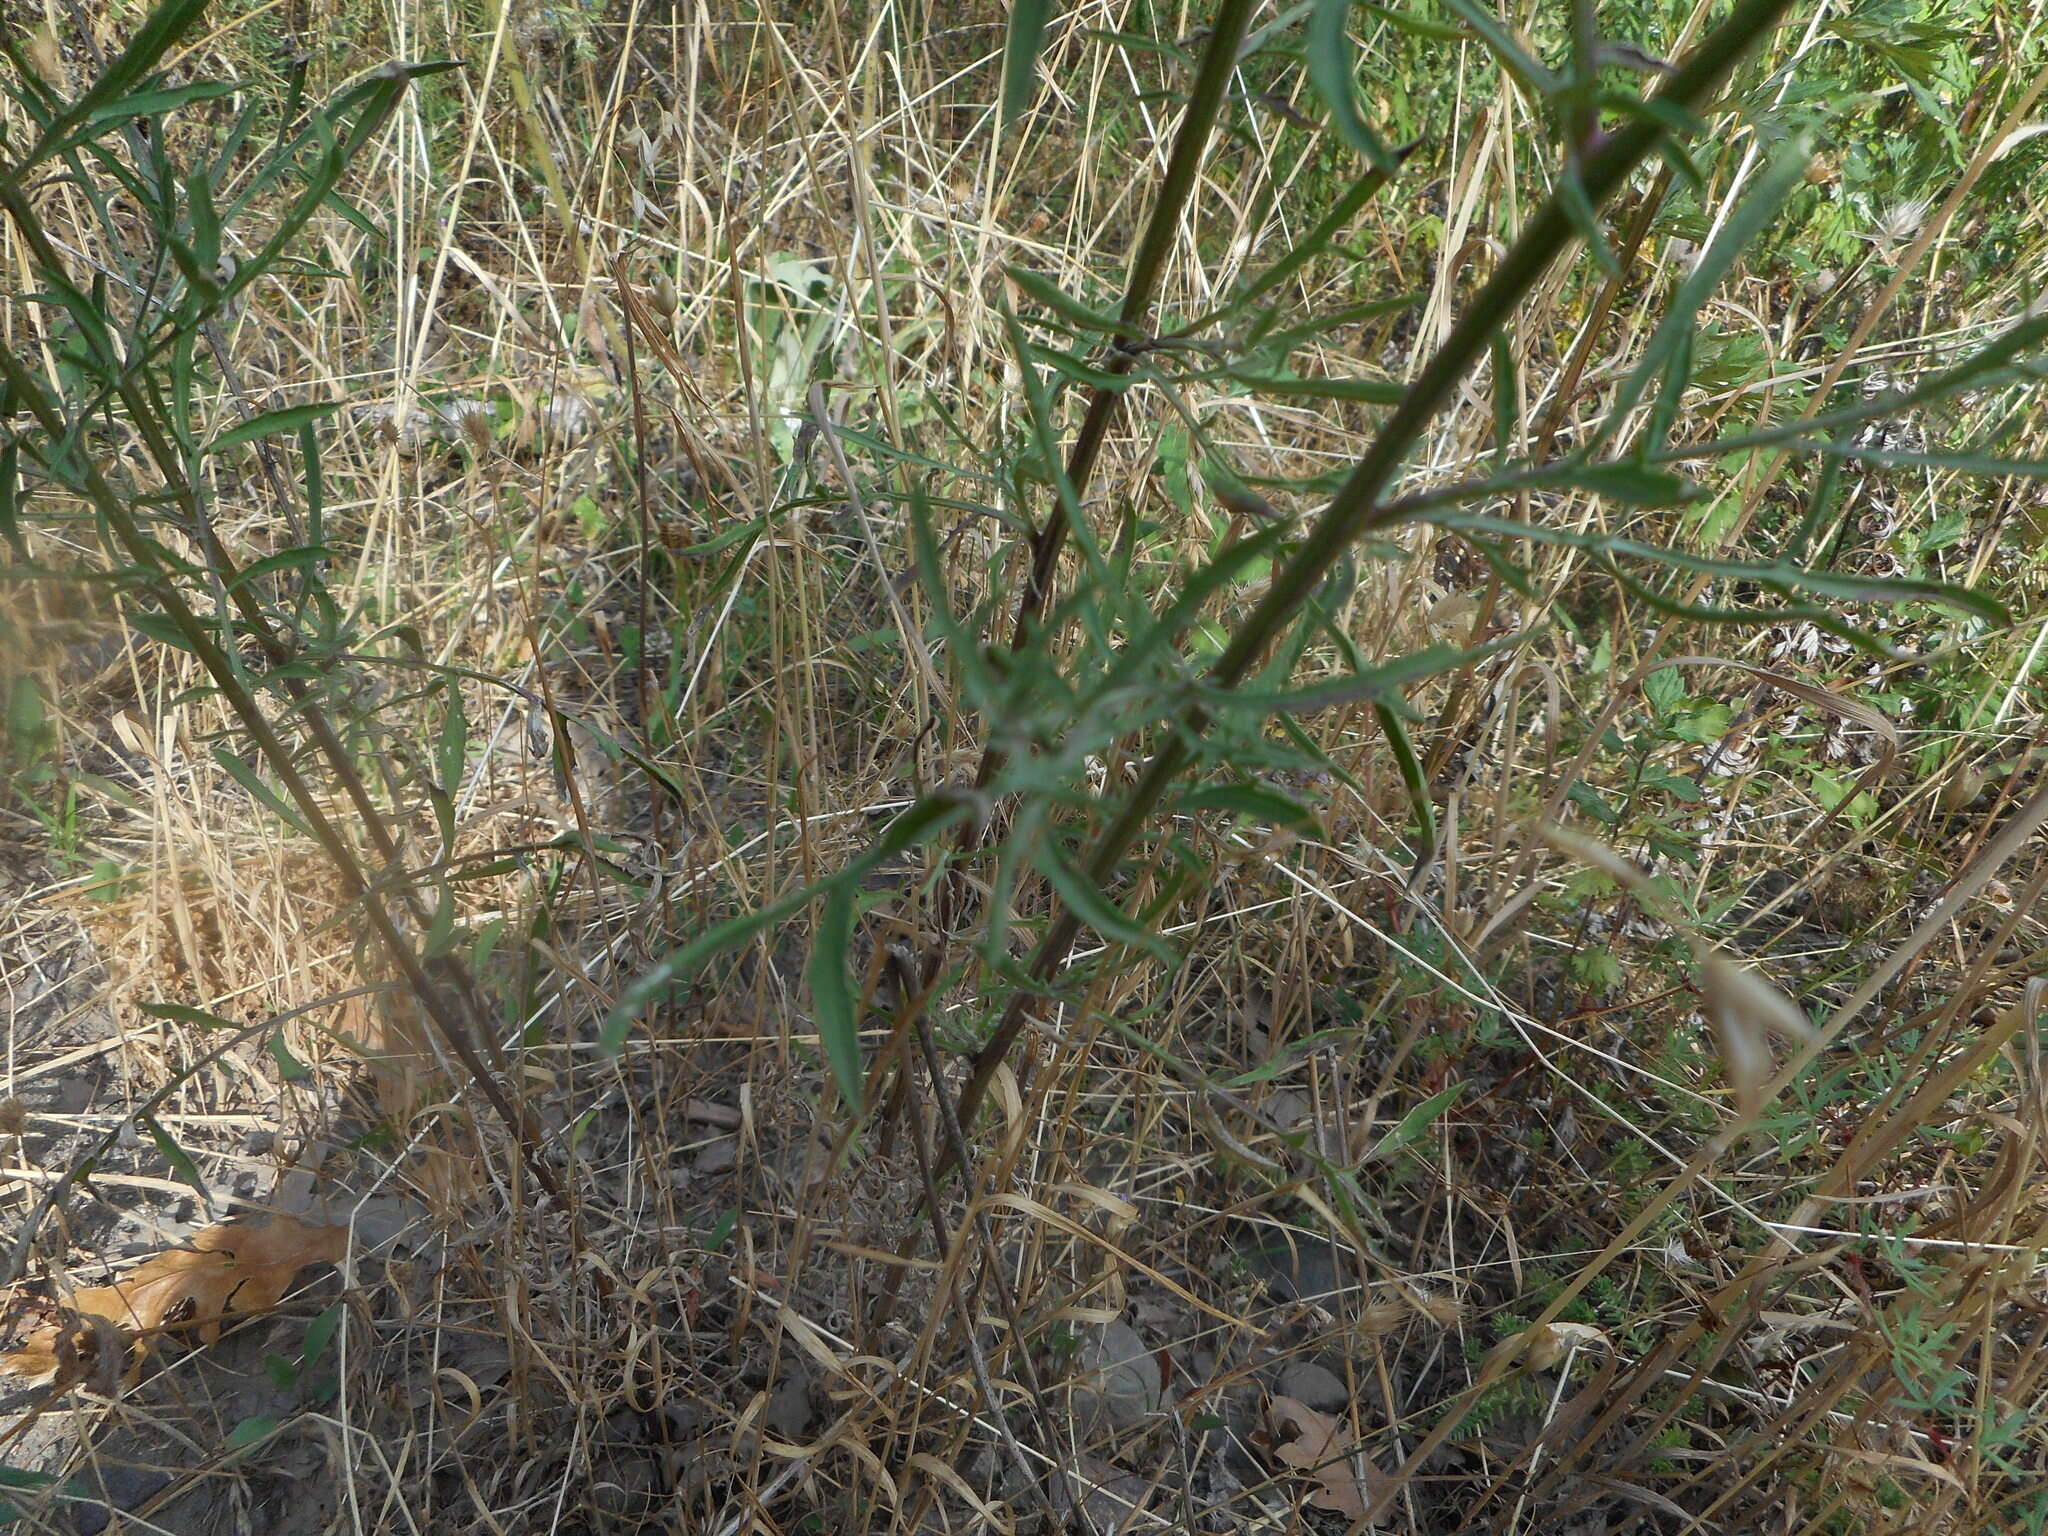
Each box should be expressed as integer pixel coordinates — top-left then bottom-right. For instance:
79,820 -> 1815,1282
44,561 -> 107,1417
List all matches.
5,1 -> 2048,1533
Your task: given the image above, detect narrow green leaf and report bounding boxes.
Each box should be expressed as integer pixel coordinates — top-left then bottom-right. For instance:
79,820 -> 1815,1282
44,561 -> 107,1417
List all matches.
186,164 -> 222,273
1222,637 -> 1512,715
818,423 -> 998,484
1360,2 -> 1468,40
1823,444 -> 2048,478
0,440 -> 19,553
1593,137 -> 1813,458
1035,845 -> 1176,963
140,1112 -> 210,1200
810,882 -> 865,1115
28,0 -> 212,164
1433,0 -> 1558,93
86,77 -> 242,125
300,1302 -> 344,1371
1178,781 -> 1319,830
601,794 -> 973,1053
138,1000 -> 241,1030
1597,89 -> 1707,191
1031,344 -> 1140,392
435,687 -> 467,849
226,545 -> 337,590
1224,367 -> 1404,403
1220,1027 -> 1366,1087
1000,0 -> 1054,132
1557,163 -> 1619,276
1306,0 -> 1400,172
1490,329 -> 1516,466
300,422 -> 325,537
1195,161 -> 1412,335
1361,1082 -> 1463,1163
226,1417 -> 279,1449
267,1033 -> 311,1082
1250,293 -> 1426,356
1007,266 -> 1142,337
203,401 -> 342,456
424,887 -> 458,959
1570,462 -> 1698,505
1435,512 -> 2010,626
1374,699 -> 1437,844
211,746 -> 317,840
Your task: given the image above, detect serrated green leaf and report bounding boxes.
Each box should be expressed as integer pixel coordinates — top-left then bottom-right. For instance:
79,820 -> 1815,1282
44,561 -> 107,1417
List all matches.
1651,773 -> 1703,801
1644,666 -> 1685,715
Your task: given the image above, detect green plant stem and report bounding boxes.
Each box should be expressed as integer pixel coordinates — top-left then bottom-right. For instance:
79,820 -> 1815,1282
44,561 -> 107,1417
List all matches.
867,0 -> 1263,1309
0,341 -> 567,1208
950,0 -> 1798,1142
994,0 -> 1262,672
0,167 -> 523,1090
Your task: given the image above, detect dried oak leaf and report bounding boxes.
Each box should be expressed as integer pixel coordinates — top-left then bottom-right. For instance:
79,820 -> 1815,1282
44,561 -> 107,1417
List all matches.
0,1214 -> 345,1385
1268,1393 -> 1383,1520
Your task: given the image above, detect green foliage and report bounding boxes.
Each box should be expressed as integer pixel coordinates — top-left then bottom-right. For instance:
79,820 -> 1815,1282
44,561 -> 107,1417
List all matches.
12,0 -> 2048,1520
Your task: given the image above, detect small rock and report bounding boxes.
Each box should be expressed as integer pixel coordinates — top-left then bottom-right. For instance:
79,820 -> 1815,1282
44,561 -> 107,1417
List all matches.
1073,1321 -> 1165,1431
693,1136 -> 737,1174
1276,1361 -> 1347,1412
1243,1237 -> 1347,1303
764,1364 -> 814,1439
1051,1457 -> 1151,1533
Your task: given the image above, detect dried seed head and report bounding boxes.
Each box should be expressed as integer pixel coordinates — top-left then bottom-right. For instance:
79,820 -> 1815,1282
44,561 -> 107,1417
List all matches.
1869,198 -> 1930,257
1701,951 -> 1814,1122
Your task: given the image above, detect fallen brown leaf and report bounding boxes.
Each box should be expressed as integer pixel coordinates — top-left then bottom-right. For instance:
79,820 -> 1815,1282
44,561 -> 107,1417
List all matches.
0,1213 -> 346,1386
1269,1393 -> 1383,1519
